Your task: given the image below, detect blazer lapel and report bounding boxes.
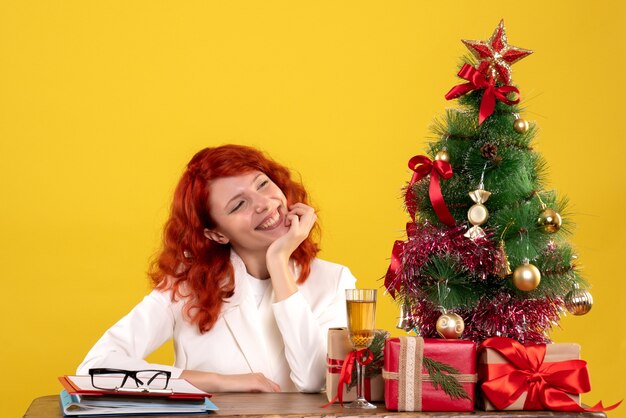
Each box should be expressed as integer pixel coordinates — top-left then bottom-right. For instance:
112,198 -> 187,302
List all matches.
221,252 -> 272,377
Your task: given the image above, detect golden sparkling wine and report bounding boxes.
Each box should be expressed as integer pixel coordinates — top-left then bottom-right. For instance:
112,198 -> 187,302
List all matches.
346,300 -> 376,349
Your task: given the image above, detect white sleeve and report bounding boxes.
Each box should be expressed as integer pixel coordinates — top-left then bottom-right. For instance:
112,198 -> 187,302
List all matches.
271,265 -> 356,392
76,290 -> 184,378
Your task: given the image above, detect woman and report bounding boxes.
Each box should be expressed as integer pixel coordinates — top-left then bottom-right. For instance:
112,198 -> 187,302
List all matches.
77,145 -> 357,393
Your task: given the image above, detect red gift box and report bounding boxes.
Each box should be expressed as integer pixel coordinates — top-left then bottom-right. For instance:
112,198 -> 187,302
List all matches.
383,336 -> 477,412
478,337 -> 622,413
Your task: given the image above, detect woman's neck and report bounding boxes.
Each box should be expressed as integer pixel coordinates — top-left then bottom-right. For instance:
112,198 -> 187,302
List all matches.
234,248 -> 270,280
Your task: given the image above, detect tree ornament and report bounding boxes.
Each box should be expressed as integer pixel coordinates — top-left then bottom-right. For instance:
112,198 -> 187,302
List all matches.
513,116 -> 529,133
396,301 -> 416,332
465,166 -> 491,239
436,311 -> 465,339
512,260 -> 541,291
538,207 -> 562,233
497,240 -> 512,277
565,284 -> 593,315
480,143 -> 498,160
535,192 -> 562,233
435,148 -> 450,163
462,19 -> 533,84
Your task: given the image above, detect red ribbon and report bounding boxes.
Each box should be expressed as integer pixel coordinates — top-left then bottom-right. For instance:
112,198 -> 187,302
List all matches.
480,337 -> 621,412
384,240 -> 404,298
322,349 -> 374,407
406,155 -> 455,227
384,222 -> 416,298
445,64 -> 520,124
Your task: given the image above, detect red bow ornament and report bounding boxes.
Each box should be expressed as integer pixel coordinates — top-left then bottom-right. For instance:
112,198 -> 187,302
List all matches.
445,64 -> 520,124
479,337 -> 621,412
405,155 -> 455,227
384,223 -> 417,298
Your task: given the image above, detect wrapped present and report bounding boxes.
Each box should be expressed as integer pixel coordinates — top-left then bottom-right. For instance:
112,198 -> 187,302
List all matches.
325,328 -> 385,404
383,336 -> 476,412
478,337 -> 621,412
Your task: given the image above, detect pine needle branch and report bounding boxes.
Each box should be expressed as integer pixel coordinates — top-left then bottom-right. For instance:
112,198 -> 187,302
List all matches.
422,356 -> 470,400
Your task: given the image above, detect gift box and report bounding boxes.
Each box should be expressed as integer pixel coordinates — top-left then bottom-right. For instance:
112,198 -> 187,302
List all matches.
325,328 -> 385,404
383,336 -> 476,412
479,337 -> 584,411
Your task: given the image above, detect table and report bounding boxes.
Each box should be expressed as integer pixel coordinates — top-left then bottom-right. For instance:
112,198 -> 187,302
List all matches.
24,393 -> 608,418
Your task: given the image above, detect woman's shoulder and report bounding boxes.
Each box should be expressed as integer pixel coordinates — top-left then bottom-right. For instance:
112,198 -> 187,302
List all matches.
144,280 -> 190,310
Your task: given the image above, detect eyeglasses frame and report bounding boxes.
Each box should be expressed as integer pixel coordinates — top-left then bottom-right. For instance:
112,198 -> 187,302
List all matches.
88,368 -> 172,393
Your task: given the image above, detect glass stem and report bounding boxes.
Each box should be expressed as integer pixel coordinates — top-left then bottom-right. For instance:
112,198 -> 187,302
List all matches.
356,358 -> 364,400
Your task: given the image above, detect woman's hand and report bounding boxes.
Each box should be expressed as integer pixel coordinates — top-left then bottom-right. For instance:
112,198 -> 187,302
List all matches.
267,203 -> 317,262
265,203 -> 316,301
180,370 -> 281,393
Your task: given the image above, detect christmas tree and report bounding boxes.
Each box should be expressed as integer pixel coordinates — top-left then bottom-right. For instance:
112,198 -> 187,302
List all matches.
385,20 -> 593,344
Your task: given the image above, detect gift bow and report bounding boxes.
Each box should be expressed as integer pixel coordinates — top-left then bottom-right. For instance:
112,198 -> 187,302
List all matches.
445,64 -> 520,124
480,337 -> 621,412
322,348 -> 373,407
406,155 -> 455,227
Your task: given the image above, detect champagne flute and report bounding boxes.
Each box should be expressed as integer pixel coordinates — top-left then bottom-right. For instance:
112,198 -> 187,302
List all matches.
345,289 -> 377,409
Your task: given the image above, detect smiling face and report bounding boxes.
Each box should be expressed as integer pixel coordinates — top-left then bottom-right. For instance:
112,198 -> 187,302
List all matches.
206,171 -> 290,257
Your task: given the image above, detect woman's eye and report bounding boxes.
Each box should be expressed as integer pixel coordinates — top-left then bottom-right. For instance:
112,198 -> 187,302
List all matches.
258,179 -> 269,189
230,201 -> 245,213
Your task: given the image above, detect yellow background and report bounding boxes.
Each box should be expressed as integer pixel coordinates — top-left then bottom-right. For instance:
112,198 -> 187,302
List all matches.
1,1 -> 624,416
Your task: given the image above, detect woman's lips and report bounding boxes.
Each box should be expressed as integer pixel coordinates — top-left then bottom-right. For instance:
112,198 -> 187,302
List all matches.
255,209 -> 284,231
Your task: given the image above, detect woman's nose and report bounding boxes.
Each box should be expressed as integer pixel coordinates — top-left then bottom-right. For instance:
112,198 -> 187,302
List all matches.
253,194 -> 271,213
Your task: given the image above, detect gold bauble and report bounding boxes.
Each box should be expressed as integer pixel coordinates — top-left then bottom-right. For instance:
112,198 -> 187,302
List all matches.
513,118 -> 529,133
436,312 -> 465,339
538,208 -> 562,233
467,203 -> 489,226
565,287 -> 593,316
435,149 -> 450,162
512,262 -> 541,291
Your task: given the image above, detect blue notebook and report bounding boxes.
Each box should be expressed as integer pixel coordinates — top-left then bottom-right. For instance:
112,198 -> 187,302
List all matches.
60,389 -> 218,416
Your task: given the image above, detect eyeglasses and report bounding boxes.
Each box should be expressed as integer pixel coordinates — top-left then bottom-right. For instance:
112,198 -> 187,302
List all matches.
89,368 -> 172,393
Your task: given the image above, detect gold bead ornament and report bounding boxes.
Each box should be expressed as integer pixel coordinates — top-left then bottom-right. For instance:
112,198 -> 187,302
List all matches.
435,148 -> 450,162
512,260 -> 541,291
436,312 -> 465,339
564,285 -> 593,316
513,117 -> 529,133
538,208 -> 562,233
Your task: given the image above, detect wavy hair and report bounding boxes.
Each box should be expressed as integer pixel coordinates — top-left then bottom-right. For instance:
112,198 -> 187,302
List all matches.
149,145 -> 320,333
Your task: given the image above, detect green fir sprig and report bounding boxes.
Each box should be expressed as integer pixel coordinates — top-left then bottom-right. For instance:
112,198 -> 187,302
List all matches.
422,356 -> 471,401
420,254 -> 480,310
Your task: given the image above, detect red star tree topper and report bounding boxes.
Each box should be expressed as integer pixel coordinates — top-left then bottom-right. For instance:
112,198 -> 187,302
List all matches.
462,19 -> 533,85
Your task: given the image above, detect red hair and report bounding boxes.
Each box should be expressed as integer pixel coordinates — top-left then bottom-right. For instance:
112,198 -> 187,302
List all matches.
149,145 -> 320,333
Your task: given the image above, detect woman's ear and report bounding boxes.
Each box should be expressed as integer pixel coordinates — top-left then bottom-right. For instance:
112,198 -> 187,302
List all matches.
204,228 -> 230,244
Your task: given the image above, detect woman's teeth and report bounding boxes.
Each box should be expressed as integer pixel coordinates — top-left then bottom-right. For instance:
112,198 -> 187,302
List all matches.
257,211 -> 281,230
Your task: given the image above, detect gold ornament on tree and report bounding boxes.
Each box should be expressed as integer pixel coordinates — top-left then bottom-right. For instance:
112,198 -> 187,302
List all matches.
497,240 -> 513,277
564,284 -> 593,315
465,165 -> 491,239
396,300 -> 416,332
513,113 -> 529,133
512,259 -> 541,291
436,311 -> 465,339
435,147 -> 450,163
536,193 -> 562,233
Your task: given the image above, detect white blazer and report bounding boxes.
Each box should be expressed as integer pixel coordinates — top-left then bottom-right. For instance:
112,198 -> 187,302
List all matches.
77,251 -> 357,392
